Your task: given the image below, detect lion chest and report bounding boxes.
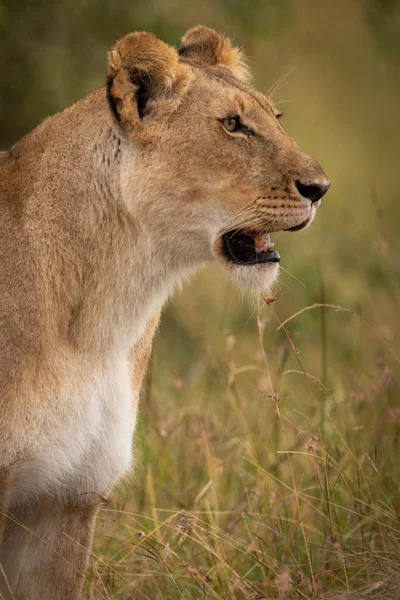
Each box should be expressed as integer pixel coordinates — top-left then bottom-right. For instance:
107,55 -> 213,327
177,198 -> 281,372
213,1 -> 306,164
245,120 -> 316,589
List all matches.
69,357 -> 137,494
11,354 -> 137,503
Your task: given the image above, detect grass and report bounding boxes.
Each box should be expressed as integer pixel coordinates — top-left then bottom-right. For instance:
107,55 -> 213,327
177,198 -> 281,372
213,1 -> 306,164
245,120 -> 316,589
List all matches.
85,186 -> 400,598
1,3 -> 397,597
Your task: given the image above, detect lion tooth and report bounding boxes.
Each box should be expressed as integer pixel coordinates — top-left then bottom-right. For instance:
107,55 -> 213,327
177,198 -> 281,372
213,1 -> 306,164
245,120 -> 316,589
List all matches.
265,233 -> 274,248
255,231 -> 274,253
255,232 -> 267,251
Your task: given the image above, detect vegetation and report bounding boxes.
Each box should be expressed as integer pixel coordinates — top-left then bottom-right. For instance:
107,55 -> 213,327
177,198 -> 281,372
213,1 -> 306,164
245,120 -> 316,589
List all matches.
1,0 -> 400,598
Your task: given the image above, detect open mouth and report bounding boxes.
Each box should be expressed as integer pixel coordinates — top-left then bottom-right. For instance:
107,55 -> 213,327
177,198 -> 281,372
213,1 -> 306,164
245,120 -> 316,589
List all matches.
222,229 -> 280,266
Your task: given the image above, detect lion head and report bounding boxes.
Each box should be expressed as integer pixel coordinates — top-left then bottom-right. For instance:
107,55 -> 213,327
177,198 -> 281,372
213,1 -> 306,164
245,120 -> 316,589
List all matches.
107,26 -> 330,291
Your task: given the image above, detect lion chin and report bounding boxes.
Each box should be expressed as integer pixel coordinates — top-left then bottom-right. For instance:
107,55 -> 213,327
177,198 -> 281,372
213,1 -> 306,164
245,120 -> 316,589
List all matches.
224,261 -> 280,292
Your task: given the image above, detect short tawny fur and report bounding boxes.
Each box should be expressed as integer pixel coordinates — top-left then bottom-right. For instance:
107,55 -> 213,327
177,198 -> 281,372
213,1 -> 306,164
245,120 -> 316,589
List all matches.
0,26 -> 328,599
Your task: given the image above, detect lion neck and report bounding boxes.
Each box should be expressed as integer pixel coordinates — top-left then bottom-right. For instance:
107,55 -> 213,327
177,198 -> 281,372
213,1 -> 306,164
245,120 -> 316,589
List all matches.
24,89 -> 202,354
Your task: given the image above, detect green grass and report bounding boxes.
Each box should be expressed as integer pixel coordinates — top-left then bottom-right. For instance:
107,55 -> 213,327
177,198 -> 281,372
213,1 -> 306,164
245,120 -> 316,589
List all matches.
0,2 -> 399,598
86,192 -> 400,598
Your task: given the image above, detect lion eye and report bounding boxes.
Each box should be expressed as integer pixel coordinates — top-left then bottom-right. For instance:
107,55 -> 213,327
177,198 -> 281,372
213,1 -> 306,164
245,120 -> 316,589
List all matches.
222,116 -> 239,132
221,116 -> 253,135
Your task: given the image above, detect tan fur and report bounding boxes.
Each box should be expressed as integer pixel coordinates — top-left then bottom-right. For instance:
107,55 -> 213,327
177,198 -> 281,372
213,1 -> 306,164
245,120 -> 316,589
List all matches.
131,310 -> 161,393
0,27 -> 329,599
179,25 -> 251,82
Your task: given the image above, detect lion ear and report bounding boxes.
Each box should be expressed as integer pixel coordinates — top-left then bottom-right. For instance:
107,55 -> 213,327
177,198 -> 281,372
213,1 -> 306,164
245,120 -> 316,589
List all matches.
178,25 -> 251,83
107,32 -> 190,131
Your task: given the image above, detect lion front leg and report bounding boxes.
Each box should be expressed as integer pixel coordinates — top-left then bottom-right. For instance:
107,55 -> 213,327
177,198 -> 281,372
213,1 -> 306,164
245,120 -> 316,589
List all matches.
0,495 -> 102,600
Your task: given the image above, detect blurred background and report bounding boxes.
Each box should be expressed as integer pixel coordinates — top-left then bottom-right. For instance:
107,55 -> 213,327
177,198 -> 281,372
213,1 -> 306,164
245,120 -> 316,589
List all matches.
1,1 -> 400,598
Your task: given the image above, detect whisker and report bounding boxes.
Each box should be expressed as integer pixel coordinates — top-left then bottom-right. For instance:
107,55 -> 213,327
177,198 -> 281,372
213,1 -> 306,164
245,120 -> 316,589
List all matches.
245,300 -> 261,325
220,203 -> 294,237
279,266 -> 307,289
228,208 -> 271,226
221,200 -> 256,230
275,273 -> 293,293
266,66 -> 296,100
220,214 -> 261,235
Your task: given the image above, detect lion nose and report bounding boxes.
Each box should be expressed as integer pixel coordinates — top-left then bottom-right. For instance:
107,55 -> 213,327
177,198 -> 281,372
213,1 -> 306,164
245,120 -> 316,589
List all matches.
295,179 -> 331,203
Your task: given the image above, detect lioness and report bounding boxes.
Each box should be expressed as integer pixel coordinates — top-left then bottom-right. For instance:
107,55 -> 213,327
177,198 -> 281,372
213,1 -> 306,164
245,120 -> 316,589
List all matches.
0,26 -> 329,599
